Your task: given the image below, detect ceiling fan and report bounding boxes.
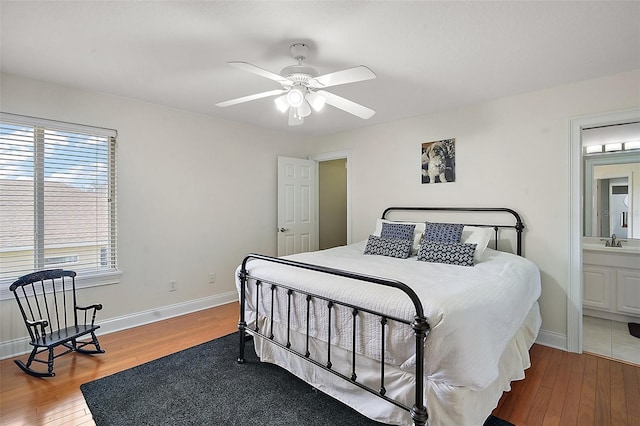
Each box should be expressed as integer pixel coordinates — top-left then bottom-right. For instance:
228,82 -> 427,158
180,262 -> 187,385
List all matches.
215,43 -> 376,126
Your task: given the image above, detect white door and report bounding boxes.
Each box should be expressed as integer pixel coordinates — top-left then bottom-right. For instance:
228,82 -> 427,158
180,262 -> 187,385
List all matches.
277,156 -> 318,256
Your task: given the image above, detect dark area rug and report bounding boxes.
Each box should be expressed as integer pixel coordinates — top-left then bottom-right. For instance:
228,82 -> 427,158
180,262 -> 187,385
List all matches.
630,323 -> 640,339
81,332 -> 513,426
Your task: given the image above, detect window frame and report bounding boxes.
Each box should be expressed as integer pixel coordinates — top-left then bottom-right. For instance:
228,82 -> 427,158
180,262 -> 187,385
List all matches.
0,113 -> 120,300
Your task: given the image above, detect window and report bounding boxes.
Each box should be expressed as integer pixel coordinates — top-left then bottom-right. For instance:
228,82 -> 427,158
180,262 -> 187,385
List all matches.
44,255 -> 80,266
625,140 -> 640,150
0,113 -> 118,289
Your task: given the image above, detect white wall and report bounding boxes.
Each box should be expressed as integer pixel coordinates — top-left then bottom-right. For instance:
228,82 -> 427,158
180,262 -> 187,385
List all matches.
307,69 -> 640,346
0,73 -> 307,353
2,69 -> 639,355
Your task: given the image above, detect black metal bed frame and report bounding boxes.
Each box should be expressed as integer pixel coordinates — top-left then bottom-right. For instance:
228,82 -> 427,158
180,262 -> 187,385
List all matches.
238,207 -> 524,426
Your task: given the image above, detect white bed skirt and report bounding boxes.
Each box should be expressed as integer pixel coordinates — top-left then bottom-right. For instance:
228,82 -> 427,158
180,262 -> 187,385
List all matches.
249,301 -> 541,426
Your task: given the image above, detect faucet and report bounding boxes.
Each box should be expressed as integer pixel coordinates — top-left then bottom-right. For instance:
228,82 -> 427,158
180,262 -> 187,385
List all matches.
600,234 -> 626,247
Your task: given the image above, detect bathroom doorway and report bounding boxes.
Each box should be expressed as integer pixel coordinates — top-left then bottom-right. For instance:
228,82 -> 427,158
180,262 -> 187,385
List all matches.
577,117 -> 640,364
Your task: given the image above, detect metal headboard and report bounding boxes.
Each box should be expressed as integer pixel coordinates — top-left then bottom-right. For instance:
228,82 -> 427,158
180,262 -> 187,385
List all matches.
381,207 -> 525,256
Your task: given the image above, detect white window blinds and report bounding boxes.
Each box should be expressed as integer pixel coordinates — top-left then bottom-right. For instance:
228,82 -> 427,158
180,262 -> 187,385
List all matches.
0,113 -> 117,283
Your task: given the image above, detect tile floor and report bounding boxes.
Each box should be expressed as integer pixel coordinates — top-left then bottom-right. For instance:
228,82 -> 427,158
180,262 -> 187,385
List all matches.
583,315 -> 640,365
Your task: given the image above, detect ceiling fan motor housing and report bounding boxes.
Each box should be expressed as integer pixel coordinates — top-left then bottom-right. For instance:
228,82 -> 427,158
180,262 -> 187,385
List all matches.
281,43 -> 318,84
280,64 -> 318,83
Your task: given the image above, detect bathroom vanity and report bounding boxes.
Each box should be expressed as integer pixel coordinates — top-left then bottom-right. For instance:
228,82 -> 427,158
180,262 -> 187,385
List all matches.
583,237 -> 640,322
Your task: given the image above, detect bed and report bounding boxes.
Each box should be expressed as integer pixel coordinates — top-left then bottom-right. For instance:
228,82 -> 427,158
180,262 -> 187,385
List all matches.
235,207 -> 541,426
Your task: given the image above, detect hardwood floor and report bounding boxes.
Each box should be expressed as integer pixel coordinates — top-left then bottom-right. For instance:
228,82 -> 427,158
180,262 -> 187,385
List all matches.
0,303 -> 239,426
0,301 -> 638,426
492,344 -> 640,426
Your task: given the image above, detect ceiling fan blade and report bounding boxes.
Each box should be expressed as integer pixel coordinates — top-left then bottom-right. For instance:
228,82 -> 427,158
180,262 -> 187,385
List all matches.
317,90 -> 375,119
228,61 -> 291,85
215,89 -> 286,107
308,66 -> 376,89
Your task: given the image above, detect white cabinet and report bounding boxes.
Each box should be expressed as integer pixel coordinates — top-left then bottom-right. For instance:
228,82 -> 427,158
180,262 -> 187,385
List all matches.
583,248 -> 640,322
583,265 -> 612,310
617,269 -> 640,316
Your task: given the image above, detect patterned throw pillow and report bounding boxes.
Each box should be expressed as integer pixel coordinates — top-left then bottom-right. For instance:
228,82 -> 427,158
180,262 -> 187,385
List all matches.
381,222 -> 416,241
364,235 -> 413,259
423,222 -> 464,243
417,241 -> 477,266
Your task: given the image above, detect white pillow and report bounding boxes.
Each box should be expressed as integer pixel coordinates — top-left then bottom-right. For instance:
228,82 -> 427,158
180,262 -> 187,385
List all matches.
461,226 -> 492,263
374,219 -> 425,255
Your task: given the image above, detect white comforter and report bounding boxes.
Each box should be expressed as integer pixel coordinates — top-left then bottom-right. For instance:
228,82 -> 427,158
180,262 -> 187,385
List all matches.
237,241 -> 541,391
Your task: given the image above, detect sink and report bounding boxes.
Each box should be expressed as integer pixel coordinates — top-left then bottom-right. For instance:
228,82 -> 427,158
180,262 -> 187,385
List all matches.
582,243 -> 640,254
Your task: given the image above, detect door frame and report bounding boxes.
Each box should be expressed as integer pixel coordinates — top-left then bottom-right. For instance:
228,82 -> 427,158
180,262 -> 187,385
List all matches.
568,107 -> 640,353
311,150 -> 352,245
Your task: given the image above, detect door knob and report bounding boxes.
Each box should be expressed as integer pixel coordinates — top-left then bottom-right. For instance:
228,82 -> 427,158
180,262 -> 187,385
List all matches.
279,228 -> 289,233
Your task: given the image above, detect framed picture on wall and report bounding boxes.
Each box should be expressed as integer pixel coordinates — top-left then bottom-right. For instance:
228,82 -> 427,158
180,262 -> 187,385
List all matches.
421,138 -> 455,184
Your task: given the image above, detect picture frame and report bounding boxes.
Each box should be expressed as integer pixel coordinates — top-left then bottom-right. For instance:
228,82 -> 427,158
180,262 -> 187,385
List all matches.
421,138 -> 455,184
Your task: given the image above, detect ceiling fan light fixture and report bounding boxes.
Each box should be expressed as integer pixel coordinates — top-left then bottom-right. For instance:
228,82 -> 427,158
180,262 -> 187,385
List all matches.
297,101 -> 312,118
274,95 -> 289,113
286,86 -> 305,108
306,91 -> 326,112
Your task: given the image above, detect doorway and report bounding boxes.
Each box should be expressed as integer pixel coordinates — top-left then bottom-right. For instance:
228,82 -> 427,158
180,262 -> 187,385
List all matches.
568,108 -> 640,359
318,158 -> 347,249
312,150 -> 352,249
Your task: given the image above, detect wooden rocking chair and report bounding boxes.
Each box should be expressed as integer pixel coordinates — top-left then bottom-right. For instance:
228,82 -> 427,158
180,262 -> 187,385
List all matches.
10,269 -> 105,377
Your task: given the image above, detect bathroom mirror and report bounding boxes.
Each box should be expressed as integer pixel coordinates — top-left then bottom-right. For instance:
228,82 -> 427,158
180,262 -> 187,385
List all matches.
582,122 -> 640,240
584,154 -> 640,239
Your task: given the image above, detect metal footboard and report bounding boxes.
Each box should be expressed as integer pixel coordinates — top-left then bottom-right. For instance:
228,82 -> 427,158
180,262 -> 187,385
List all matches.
238,253 -> 430,426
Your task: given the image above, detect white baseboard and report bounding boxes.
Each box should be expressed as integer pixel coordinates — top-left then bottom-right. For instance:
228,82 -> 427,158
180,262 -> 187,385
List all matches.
535,328 -> 568,351
2,306 -> 572,361
0,291 -> 238,360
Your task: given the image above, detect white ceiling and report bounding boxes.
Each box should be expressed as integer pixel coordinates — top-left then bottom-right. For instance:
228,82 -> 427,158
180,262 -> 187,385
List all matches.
1,1 -> 639,137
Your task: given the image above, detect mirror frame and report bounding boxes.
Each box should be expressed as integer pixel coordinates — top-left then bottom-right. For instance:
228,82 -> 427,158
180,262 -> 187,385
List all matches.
584,152 -> 638,239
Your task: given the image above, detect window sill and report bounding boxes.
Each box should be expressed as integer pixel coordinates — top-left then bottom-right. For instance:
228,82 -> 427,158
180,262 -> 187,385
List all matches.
0,270 -> 122,301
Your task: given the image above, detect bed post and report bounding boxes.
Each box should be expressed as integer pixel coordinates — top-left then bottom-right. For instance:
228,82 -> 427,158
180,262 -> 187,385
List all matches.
515,221 -> 524,256
237,261 -> 249,364
411,316 -> 429,426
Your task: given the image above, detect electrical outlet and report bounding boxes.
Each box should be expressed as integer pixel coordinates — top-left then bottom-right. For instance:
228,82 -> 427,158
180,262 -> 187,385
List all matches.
208,272 -> 216,284
169,280 -> 177,292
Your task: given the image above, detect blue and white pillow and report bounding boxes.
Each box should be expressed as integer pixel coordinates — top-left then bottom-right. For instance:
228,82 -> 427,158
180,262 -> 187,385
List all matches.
364,235 -> 413,259
423,222 -> 464,243
417,241 -> 477,266
381,222 -> 416,241
374,219 -> 425,256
